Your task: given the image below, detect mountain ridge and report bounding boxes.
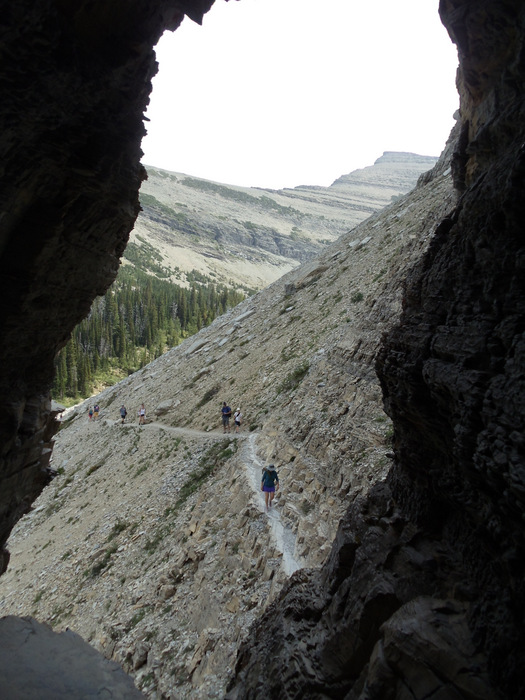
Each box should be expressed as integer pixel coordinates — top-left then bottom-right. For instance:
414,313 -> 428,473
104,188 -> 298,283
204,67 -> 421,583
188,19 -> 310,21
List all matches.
0,146 -> 455,698
131,151 -> 438,292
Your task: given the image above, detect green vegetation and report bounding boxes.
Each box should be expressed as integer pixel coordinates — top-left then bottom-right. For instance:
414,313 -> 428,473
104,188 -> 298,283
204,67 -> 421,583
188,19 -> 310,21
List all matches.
52,264 -> 245,403
195,385 -> 220,409
106,519 -> 130,542
175,440 -> 237,508
182,177 -> 261,205
277,361 -> 310,394
139,194 -> 194,232
144,440 -> 237,555
259,195 -> 302,217
351,291 -> 364,303
86,542 -> 118,578
129,605 -> 151,629
86,461 -> 104,477
181,178 -> 302,216
300,500 -> 315,515
124,239 -> 171,278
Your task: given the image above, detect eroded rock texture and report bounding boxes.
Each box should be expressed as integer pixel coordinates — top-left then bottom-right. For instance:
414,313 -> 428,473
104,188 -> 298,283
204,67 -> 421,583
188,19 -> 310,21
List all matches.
226,1 -> 525,698
1,0 -> 524,699
0,616 -> 144,699
0,0 -> 214,574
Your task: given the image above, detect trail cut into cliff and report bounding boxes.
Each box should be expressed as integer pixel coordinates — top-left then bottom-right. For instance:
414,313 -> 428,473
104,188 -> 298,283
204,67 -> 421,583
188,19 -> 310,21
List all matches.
0,148 -> 456,697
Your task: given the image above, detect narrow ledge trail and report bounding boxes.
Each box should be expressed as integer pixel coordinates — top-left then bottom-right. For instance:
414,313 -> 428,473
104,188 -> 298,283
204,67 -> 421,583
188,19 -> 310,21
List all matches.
244,432 -> 303,576
101,418 -> 303,577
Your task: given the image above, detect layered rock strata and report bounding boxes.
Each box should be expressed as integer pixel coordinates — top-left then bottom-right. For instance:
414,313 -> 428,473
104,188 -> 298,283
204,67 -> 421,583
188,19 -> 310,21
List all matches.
0,0 -> 214,574
226,1 -> 525,698
0,0 -> 524,699
0,148 -> 456,697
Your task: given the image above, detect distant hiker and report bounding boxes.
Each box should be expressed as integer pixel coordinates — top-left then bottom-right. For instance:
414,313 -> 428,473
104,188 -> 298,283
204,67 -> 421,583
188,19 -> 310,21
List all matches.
138,403 -> 146,425
261,464 -> 279,510
93,404 -> 100,420
120,405 -> 127,424
88,407 -> 93,421
221,402 -> 232,433
233,407 -> 242,433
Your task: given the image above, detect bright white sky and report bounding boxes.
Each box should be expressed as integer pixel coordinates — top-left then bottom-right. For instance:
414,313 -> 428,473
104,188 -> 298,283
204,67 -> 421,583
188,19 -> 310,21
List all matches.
141,0 -> 459,190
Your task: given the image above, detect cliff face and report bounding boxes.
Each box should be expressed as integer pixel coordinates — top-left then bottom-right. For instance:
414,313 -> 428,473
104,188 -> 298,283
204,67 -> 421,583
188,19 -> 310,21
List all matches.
0,1 -> 524,699
227,2 -> 525,698
0,0 -> 214,574
133,153 -> 437,293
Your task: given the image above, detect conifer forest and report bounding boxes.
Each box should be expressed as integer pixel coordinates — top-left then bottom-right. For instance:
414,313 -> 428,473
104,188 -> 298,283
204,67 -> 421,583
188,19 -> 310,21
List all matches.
52,264 -> 246,403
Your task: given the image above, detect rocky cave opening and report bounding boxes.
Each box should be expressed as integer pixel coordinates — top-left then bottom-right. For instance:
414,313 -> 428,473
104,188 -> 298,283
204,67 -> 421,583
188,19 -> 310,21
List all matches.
1,1 -> 524,698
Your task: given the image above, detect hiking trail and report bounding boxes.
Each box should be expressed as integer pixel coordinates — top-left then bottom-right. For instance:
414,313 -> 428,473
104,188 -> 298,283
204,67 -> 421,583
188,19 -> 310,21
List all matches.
243,433 -> 302,576
112,419 -> 303,576
76,416 -> 303,577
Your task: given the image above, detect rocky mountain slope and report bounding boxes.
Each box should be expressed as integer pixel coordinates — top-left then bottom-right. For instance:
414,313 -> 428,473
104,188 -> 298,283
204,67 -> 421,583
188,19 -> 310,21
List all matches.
2,2 -> 524,699
132,152 -> 438,292
0,151 -> 455,697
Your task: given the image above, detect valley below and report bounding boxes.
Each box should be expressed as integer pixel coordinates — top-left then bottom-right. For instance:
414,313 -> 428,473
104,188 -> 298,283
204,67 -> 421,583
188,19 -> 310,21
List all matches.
0,149 -> 456,698
132,151 -> 438,293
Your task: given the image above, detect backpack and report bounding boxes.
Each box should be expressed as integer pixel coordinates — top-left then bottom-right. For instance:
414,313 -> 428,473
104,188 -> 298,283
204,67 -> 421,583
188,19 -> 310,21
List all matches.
262,467 -> 277,487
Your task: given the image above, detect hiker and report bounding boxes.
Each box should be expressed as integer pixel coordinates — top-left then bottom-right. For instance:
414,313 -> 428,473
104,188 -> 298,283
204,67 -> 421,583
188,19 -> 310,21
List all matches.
138,403 -> 146,425
88,407 -> 93,421
261,464 -> 279,510
93,404 -> 100,420
233,407 -> 242,433
221,402 -> 232,433
120,405 -> 127,424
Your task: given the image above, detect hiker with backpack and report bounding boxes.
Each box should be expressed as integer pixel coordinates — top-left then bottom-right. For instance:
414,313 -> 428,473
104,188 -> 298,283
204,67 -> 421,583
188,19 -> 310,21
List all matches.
261,464 -> 279,510
221,402 -> 232,433
138,403 -> 146,425
120,405 -> 127,424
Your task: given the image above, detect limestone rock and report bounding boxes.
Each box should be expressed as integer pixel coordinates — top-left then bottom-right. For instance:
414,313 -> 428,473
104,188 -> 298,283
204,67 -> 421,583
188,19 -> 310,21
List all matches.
0,616 -> 144,699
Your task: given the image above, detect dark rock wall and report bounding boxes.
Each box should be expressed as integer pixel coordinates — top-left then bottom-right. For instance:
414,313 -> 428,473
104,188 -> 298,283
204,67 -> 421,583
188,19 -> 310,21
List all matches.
227,1 -> 525,698
0,0 -> 215,573
1,0 -> 524,698
378,0 -> 525,691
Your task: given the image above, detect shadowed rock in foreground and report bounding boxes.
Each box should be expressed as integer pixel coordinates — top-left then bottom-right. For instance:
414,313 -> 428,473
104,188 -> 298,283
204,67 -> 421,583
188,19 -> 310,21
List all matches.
226,1 -> 525,698
0,0 -> 524,699
0,616 -> 144,699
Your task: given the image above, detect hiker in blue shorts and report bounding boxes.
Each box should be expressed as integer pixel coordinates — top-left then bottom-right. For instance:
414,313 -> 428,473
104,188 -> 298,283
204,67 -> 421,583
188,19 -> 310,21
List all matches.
261,465 -> 279,510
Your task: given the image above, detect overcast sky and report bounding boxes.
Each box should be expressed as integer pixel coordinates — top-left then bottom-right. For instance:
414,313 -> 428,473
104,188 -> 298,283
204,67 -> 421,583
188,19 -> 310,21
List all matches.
141,0 -> 459,190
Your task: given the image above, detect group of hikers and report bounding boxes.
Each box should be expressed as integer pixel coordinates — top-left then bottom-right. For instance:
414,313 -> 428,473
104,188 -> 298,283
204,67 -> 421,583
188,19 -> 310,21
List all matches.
222,400 -> 279,510
220,402 -> 242,433
88,403 -> 146,424
88,396 -> 280,511
87,404 -> 100,421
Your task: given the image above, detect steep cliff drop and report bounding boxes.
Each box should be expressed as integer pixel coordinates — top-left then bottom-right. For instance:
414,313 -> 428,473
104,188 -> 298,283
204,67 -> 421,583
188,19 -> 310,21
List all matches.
226,2 -> 525,698
0,0 -> 524,699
